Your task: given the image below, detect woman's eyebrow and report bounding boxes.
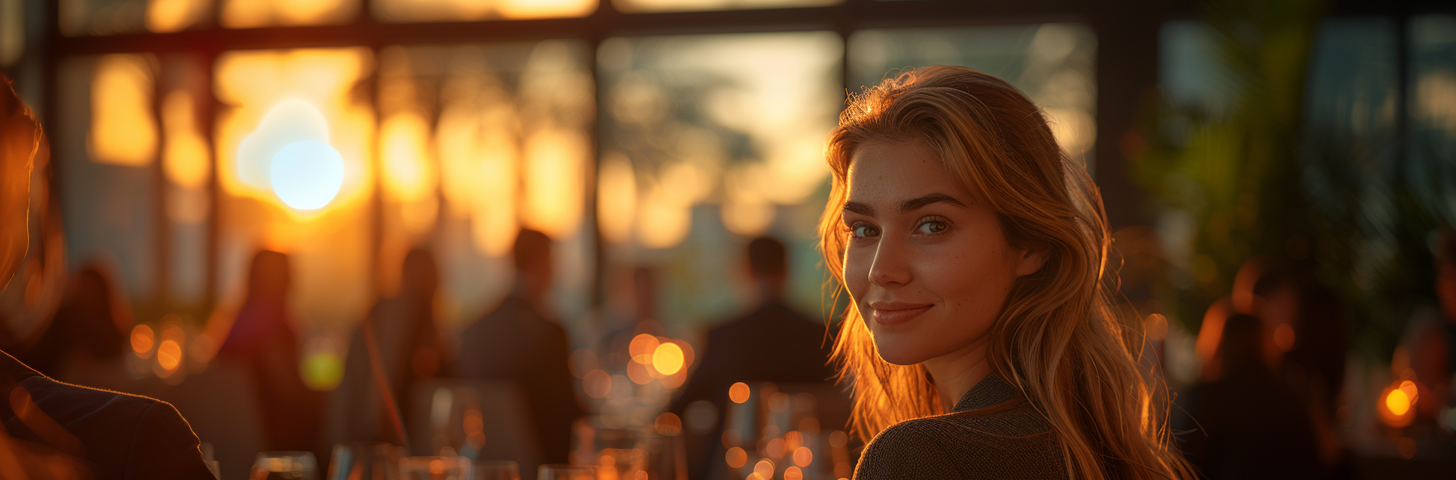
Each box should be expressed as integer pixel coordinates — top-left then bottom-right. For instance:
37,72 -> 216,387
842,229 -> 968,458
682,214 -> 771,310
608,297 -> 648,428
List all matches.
900,192 -> 966,212
843,201 -> 873,216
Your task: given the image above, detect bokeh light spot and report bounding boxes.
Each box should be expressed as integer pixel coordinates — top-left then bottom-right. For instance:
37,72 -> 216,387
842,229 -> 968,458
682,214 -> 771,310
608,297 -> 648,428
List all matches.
131,324 -> 155,357
793,446 -> 812,467
729,382 -> 751,404
156,339 -> 182,373
653,342 -> 685,376
270,140 -> 345,210
725,447 -> 747,469
1387,389 -> 1411,417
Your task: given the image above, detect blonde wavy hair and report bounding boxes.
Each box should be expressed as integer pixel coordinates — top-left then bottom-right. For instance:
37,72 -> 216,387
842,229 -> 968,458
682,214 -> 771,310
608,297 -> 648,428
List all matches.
818,66 -> 1193,480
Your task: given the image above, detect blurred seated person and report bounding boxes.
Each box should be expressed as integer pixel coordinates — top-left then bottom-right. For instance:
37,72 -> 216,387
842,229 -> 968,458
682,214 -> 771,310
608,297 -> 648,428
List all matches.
20,264 -> 130,380
329,248 -> 451,446
1174,313 -> 1325,480
0,74 -> 213,479
669,236 -> 835,480
218,250 -> 323,456
458,229 -> 582,468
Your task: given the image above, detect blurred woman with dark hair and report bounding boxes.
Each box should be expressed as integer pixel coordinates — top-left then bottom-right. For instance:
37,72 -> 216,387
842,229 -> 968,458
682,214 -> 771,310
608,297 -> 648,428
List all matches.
218,249 -> 323,455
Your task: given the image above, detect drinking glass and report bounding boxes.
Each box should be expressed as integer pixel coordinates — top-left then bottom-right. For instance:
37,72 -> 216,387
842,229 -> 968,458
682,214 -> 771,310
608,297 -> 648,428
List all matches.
328,442 -> 401,480
536,465 -> 594,480
472,460 -> 520,480
400,456 -> 472,480
251,451 -> 319,480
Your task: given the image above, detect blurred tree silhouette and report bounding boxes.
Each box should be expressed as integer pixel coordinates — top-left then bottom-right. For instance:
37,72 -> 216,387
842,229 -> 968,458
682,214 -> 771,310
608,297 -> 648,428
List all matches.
1132,0 -> 1444,358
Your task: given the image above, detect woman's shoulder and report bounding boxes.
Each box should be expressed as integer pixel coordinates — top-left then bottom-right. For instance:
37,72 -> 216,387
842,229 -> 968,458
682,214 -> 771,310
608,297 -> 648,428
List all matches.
853,405 -> 1065,479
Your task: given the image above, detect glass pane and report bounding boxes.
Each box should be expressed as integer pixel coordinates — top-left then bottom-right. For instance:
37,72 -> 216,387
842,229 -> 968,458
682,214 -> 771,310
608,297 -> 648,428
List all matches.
56,54 -> 159,299
60,0 -> 214,35
372,0 -> 596,22
614,0 -> 839,13
212,47 -> 375,343
596,31 -> 842,328
374,41 -> 596,328
220,0 -> 357,28
848,24 -> 1098,165
1410,15 -> 1456,224
1159,20 -> 1239,118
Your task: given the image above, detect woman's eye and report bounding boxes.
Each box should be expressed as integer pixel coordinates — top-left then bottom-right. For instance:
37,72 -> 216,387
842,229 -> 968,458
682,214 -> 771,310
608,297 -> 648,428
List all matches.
915,220 -> 948,235
850,223 -> 879,239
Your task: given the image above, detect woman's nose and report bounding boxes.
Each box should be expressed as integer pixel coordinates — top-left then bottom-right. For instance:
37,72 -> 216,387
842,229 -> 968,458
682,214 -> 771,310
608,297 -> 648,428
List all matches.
867,235 -> 912,288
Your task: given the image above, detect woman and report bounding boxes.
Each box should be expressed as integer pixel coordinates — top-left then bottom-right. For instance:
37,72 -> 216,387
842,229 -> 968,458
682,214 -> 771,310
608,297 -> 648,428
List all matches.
818,66 -> 1193,479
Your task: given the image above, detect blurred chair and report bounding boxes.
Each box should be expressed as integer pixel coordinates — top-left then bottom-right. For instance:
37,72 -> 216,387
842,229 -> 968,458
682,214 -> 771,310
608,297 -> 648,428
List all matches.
408,379 -> 542,479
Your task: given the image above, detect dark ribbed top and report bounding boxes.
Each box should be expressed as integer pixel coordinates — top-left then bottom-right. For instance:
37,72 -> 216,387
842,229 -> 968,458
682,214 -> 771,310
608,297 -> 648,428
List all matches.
853,375 -> 1067,479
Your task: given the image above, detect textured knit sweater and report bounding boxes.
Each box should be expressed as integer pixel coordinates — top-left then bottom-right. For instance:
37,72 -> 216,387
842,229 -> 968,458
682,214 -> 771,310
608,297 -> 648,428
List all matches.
853,375 -> 1067,479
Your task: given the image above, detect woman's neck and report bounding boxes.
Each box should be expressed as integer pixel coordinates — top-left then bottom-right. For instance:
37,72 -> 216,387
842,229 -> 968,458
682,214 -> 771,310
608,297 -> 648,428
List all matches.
921,338 -> 993,412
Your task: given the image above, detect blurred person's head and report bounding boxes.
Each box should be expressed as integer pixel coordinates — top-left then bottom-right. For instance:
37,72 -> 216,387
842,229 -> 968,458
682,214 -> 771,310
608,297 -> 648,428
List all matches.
817,66 -> 1191,479
400,248 -> 439,301
513,228 -> 552,303
746,236 -> 788,300
1216,314 -> 1268,374
0,76 -> 38,288
246,250 -> 291,305
1435,230 -> 1456,322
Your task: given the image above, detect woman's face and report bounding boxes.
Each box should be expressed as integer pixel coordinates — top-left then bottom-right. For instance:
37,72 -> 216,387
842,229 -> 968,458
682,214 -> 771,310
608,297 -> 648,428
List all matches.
841,139 -> 1043,366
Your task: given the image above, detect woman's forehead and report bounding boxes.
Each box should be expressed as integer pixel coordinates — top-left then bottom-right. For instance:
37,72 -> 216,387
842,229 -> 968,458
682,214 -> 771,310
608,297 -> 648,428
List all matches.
846,140 -> 976,206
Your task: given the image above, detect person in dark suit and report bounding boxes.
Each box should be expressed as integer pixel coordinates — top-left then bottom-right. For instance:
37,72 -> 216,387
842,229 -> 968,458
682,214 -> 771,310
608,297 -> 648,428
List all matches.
1174,313 -> 1326,480
457,228 -> 583,470
669,236 -> 835,480
0,75 -> 214,479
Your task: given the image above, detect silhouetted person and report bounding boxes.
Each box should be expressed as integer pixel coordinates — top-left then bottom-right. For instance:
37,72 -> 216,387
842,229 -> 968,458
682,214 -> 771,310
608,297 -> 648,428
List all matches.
218,250 -> 323,456
330,248 -> 451,446
458,229 -> 583,470
0,75 -> 213,479
20,264 -> 130,379
1175,313 -> 1325,480
669,236 -> 835,480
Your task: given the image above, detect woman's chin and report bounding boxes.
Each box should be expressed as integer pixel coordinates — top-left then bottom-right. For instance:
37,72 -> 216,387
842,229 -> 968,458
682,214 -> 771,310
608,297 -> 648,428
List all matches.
872,340 -> 931,366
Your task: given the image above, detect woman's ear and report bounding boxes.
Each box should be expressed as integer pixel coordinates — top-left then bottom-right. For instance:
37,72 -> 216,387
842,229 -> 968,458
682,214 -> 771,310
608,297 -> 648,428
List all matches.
1014,249 -> 1048,277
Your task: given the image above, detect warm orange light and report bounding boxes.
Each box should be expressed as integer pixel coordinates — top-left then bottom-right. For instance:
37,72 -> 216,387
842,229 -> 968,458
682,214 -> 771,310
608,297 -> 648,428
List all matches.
89,55 -> 158,167
722,164 -> 774,236
597,155 -> 637,244
729,382 -> 751,404
130,324 -> 156,357
495,0 -> 597,19
162,91 -> 212,190
784,466 -> 803,480
1273,323 -> 1295,352
654,412 -> 682,436
765,437 -> 785,459
636,185 -> 691,249
222,0 -> 354,28
652,342 -> 685,376
157,339 -> 182,373
583,369 -> 612,399
147,0 -> 208,32
469,130 -> 519,256
1379,383 -> 1416,428
792,447 -> 812,467
629,334 -> 660,362
521,129 -> 585,239
828,431 -> 847,448
626,360 -> 653,385
1144,313 -> 1169,341
725,447 -> 747,469
380,112 -> 438,203
784,431 -> 802,451
753,459 -> 774,480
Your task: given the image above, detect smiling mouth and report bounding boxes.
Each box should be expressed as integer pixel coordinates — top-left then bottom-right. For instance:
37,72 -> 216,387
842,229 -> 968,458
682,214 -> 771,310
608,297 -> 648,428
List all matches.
869,304 -> 932,326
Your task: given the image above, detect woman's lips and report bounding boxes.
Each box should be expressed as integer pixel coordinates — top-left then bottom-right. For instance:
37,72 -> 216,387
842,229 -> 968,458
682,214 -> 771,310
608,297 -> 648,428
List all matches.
869,303 -> 932,326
